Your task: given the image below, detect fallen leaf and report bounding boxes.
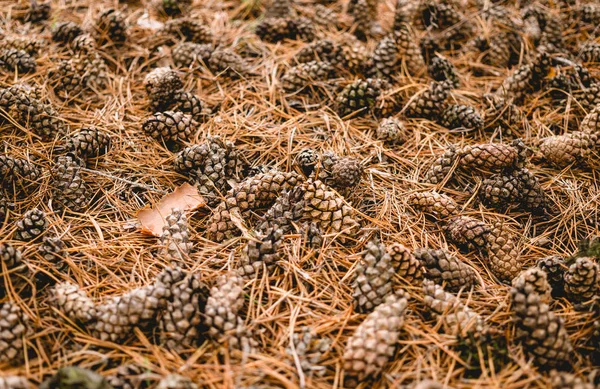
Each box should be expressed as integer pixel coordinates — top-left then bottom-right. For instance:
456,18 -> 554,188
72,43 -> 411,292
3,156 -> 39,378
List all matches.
137,183 -> 205,236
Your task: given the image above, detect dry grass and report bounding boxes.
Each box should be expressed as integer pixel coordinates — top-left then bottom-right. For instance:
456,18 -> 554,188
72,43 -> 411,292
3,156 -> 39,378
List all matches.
0,0 -> 599,388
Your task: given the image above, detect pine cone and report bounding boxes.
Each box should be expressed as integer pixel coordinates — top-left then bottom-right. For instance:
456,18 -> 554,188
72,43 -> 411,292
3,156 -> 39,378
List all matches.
255,18 -> 292,43
309,4 -> 339,27
428,56 -> 459,88
573,84 -> 600,113
70,34 -> 96,53
172,90 -> 210,123
53,282 -> 97,324
497,52 -> 551,100
281,61 -> 335,93
0,35 -> 44,56
208,49 -> 250,78
444,216 -> 490,251
564,257 -> 600,303
0,243 -> 28,294
107,364 -> 154,389
353,240 -> 397,313
549,371 -> 594,389
96,9 -> 127,43
142,111 -> 195,146
537,255 -> 566,297
52,22 -> 83,44
156,375 -> 197,389
256,187 -> 305,233
174,137 -> 238,206
0,49 -> 36,73
439,104 -> 483,131
387,243 -> 423,284
580,43 -> 600,63
162,0 -> 192,16
206,171 -> 302,242
513,268 -> 552,303
0,195 -> 12,224
161,273 -> 208,350
513,168 -> 547,214
0,155 -> 40,194
343,291 -> 408,385
407,191 -> 459,220
0,376 -> 30,389
316,153 -> 363,194
51,155 -> 89,213
366,35 -> 399,79
405,80 -> 451,120
302,179 -> 358,235
162,18 -> 213,44
67,127 -> 111,160
422,280 -> 484,336
581,104 -> 600,136
457,141 -> 524,172
0,302 -> 30,363
376,117 -> 406,144
266,0 -> 293,18
414,248 -> 476,292
423,146 -> 457,184
393,23 -> 425,76
1,89 -> 65,139
349,0 -> 370,40
484,223 -> 521,282
511,274 -> 573,368
144,67 -> 184,112
172,42 -> 212,69
38,237 -> 66,272
158,209 -> 193,263
295,39 -> 346,67
14,208 -> 47,241
204,275 -> 255,351
479,174 -> 522,211
336,78 -> 387,118
286,327 -> 331,378
539,131 -> 596,167
48,59 -> 84,97
237,228 -> 284,278
294,148 -> 319,176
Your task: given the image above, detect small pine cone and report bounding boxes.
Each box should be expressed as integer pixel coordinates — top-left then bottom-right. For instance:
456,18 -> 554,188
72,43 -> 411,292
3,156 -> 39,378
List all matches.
484,223 -> 521,282
339,36 -> 369,71
336,78 -> 387,118
67,127 -> 111,160
96,9 -> 127,43
144,67 -> 184,111
349,0 -> 370,40
237,228 -> 284,278
428,56 -> 459,88
255,18 -> 292,43
172,42 -> 212,69
162,18 -> 213,44
0,243 -> 28,293
539,131 -> 596,167
160,273 -> 208,350
405,81 -> 451,120
48,59 -> 85,97
0,155 -> 40,193
162,0 -> 192,16
51,155 -> 89,213
257,187 -> 305,233
0,303 -> 29,364
444,216 -> 490,251
343,291 -> 408,385
573,84 -> 600,113
71,53 -> 108,91
174,137 -> 238,205
281,61 -> 335,93
438,104 -> 483,132
158,209 -> 193,263
537,255 -> 565,297
92,268 -> 184,342
352,240 -> 396,313
511,274 -> 573,368
38,237 -> 66,271
422,280 -> 485,336
53,282 -> 97,324
457,142 -> 522,173
513,267 -> 552,304
309,4 -> 338,27
52,22 -> 83,44
498,52 -> 551,100
580,43 -> 600,63
143,111 -> 195,145
0,195 -> 12,223
295,148 -> 319,176
0,35 -> 45,56
549,370 -> 594,389
394,23 -> 425,76
317,154 -> 363,193
0,49 -> 36,73
480,174 -> 522,211
564,257 -> 600,303
295,39 -> 346,67
302,221 -> 323,250
172,90 -> 210,123
366,35 -> 399,79
0,376 -> 30,389
107,364 -> 154,389
423,146 -> 457,185
302,179 -> 358,235
70,34 -> 96,53
581,104 -> 600,136
208,49 -> 250,78
407,191 -> 459,220
267,0 -> 293,18
387,243 -> 423,284
206,171 -> 302,242
157,375 -> 197,389
414,248 -> 476,292
376,117 -> 406,144
514,168 -> 547,214
14,208 -> 47,241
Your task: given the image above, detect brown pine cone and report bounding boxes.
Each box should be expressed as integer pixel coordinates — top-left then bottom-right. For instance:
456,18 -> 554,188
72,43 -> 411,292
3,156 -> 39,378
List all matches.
237,228 -> 284,278
162,18 -> 213,44
70,34 -> 96,53
286,327 -> 331,379
281,61 -> 335,93
38,237 -> 66,273
294,148 -> 319,176
0,155 -> 40,194
393,23 -> 425,75
407,191 -> 459,220
160,273 -> 208,350
295,39 -> 346,67
365,34 -> 399,79
512,268 -> 552,303
415,248 -> 476,292
51,155 -> 89,213
142,111 -> 195,146
162,0 -> 192,16
301,179 -> 358,235
95,9 -> 127,44
484,223 -> 521,282
539,131 -> 596,167
349,0 -> 370,40
0,35 -> 45,56
353,240 -> 397,313
302,221 -> 323,250
405,81 -> 451,120
511,273 -> 573,368
0,376 -> 30,389
387,243 -> 423,284
581,104 -> 600,136
376,117 -> 406,144
537,255 -> 566,297
573,84 -> 600,113
144,67 -> 184,112
52,22 -> 83,44
158,209 -> 193,263
422,146 -> 457,185
428,56 -> 459,88
172,90 -> 210,123
439,104 -> 483,132
336,78 -> 388,118
513,168 -> 547,214
0,49 -> 36,73
580,42 -> 600,63
172,42 -> 212,69
0,195 -> 12,224
343,291 -> 408,386
480,173 -> 522,211
0,243 -> 28,294
422,280 -> 485,336
564,257 -> 600,303
53,282 -> 97,324
257,187 -> 305,234
266,0 -> 293,18
0,302 -> 30,363
208,49 -> 250,78
255,18 -> 292,43
457,141 -> 524,172
316,153 -> 363,194
0,88 -> 65,139
14,208 -> 47,241
66,127 -> 111,160
206,171 -> 302,242
444,216 -> 490,251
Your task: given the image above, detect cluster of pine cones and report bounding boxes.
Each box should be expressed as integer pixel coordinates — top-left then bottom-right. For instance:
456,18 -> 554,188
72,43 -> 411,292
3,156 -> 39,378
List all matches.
2,0 -> 600,387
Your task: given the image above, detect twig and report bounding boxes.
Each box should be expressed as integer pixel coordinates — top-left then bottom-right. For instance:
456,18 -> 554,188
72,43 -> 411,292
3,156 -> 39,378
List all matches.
80,167 -> 168,195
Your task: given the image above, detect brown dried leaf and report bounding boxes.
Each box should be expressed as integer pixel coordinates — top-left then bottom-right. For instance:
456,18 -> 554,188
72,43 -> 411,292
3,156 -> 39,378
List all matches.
137,183 -> 205,236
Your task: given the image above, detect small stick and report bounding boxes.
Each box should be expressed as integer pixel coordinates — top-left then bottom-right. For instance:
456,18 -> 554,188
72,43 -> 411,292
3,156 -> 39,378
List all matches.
80,167 -> 168,195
